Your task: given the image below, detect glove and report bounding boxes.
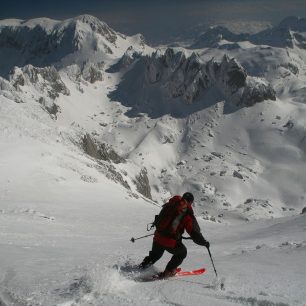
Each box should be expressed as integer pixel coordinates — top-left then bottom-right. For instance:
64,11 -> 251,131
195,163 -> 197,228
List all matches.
203,240 -> 210,249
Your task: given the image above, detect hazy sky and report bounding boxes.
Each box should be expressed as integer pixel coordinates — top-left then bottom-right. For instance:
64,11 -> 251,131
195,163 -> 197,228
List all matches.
2,0 -> 306,44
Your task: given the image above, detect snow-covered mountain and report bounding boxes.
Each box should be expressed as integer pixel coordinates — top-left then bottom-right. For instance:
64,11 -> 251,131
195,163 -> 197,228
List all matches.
0,14 -> 147,77
1,13 -> 306,219
1,15 -> 306,306
191,16 -> 306,49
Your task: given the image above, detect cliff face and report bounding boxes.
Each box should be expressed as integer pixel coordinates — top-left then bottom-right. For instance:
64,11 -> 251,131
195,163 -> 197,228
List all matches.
144,49 -> 275,107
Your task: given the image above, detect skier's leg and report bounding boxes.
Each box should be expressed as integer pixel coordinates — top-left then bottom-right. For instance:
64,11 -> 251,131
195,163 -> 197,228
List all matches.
140,242 -> 165,269
165,242 -> 187,271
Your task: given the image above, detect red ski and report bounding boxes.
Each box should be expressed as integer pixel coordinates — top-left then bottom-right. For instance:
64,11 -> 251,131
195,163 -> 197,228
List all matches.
136,267 -> 205,282
175,267 -> 206,277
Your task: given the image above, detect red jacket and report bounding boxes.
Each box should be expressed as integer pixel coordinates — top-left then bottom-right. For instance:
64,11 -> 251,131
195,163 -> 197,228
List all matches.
153,195 -> 206,248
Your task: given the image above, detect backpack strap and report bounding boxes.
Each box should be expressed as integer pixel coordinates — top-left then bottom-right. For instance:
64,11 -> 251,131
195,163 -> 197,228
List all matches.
169,199 -> 188,234
157,199 -> 188,239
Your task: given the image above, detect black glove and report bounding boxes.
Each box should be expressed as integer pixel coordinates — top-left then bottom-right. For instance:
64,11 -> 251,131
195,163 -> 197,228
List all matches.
203,240 -> 210,249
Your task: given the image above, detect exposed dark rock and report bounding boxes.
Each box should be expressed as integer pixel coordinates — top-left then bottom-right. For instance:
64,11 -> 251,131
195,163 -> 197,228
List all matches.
82,134 -> 125,164
244,198 -> 272,208
301,207 -> 306,214
0,76 -> 23,103
80,175 -> 98,183
162,135 -> 175,144
144,50 -> 273,106
239,79 -> 276,107
10,65 -> 70,99
281,62 -> 299,75
107,47 -> 141,73
11,73 -> 25,89
211,152 -> 224,159
163,48 -> 186,70
134,167 -> 152,199
38,96 -> 59,116
233,171 -> 243,179
283,120 -> 294,129
99,163 -> 130,190
82,63 -> 104,83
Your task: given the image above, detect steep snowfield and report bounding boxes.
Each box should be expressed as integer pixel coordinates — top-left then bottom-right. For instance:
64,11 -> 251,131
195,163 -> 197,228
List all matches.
0,126 -> 305,306
0,99 -> 305,305
1,15 -> 306,306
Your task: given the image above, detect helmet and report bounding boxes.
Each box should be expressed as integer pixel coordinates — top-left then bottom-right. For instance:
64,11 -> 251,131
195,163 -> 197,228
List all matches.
182,192 -> 194,203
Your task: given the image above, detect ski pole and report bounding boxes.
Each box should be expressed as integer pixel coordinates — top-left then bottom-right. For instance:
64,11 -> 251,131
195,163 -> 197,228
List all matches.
207,247 -> 225,290
207,247 -> 218,277
130,233 -> 154,243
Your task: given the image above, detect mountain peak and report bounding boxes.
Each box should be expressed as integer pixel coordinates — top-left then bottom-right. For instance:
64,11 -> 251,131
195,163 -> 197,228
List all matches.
0,15 -> 149,77
278,16 -> 306,32
70,14 -> 111,31
191,16 -> 306,49
191,26 -> 248,49
73,14 -> 101,24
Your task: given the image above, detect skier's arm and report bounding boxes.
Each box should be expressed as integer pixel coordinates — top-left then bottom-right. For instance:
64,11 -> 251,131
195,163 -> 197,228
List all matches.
185,215 -> 210,248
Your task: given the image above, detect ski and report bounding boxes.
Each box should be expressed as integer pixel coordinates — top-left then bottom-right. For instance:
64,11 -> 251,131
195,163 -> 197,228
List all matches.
136,267 -> 205,282
175,267 -> 205,276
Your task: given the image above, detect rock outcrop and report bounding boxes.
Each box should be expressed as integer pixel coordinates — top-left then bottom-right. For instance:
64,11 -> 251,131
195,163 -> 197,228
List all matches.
107,46 -> 141,73
133,168 -> 152,199
82,134 -> 125,164
8,65 -> 70,115
0,77 -> 23,103
10,65 -> 70,98
144,49 -> 275,106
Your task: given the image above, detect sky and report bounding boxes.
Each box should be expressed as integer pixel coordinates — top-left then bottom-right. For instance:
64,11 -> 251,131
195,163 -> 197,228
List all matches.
1,0 -> 306,44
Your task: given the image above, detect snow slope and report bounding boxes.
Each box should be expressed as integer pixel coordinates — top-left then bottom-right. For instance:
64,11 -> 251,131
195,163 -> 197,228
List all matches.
0,103 -> 305,305
1,14 -> 306,306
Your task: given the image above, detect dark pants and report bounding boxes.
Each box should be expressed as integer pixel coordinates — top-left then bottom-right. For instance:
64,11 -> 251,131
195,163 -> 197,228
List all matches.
141,241 -> 187,271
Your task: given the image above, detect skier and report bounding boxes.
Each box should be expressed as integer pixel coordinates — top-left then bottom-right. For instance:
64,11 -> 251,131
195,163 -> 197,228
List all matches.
139,192 -> 210,278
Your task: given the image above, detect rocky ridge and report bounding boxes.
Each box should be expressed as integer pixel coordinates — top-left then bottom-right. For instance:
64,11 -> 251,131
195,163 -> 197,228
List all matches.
126,48 -> 276,107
